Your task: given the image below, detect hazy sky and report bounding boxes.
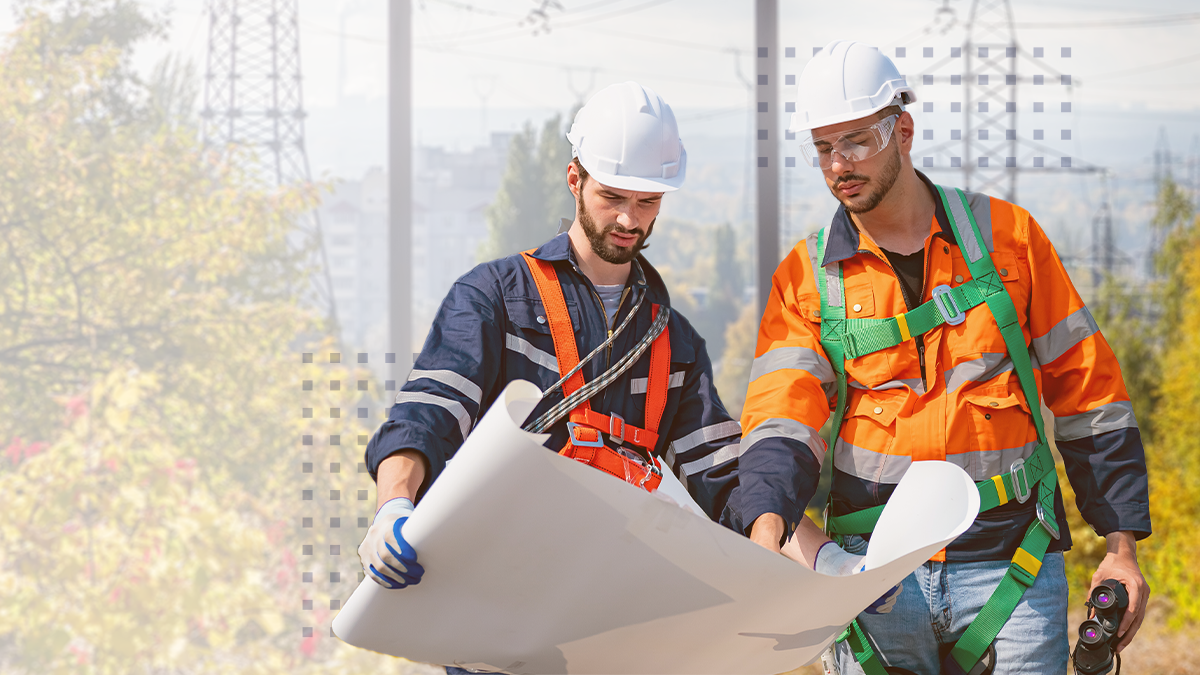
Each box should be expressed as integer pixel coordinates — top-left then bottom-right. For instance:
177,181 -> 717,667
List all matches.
290,1 -> 1194,113
0,0 -> 1187,113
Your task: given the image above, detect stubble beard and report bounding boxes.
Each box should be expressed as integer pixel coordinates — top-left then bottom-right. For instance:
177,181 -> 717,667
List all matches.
832,142 -> 902,214
578,191 -> 655,265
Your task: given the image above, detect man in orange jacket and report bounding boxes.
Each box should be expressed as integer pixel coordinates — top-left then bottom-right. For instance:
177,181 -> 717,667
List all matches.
735,41 -> 1150,675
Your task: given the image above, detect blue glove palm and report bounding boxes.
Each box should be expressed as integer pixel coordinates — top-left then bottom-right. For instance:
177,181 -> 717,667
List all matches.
358,498 -> 426,589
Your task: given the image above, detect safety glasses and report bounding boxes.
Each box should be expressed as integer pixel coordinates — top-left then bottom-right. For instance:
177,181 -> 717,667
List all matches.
800,114 -> 898,169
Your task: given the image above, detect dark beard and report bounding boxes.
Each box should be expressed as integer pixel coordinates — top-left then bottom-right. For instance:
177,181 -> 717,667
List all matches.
833,142 -> 902,214
578,194 -> 654,265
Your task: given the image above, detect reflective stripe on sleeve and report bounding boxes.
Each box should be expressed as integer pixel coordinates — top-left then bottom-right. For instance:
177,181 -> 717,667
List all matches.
1032,307 -> 1100,365
743,418 -> 826,464
408,369 -> 483,405
629,371 -> 686,395
1053,400 -> 1137,442
505,333 -> 559,373
680,442 -> 740,476
749,346 -> 835,385
393,391 -> 473,440
671,420 -> 742,455
944,352 -> 1014,393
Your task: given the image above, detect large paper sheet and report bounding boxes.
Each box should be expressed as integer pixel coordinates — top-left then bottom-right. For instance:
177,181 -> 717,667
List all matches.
334,381 -> 979,674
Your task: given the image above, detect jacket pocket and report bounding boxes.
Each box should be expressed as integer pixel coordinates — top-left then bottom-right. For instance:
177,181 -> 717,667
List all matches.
833,389 -> 906,482
961,383 -> 1032,454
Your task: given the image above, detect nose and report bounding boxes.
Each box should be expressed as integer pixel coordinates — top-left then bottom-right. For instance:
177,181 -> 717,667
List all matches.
614,203 -> 637,230
829,149 -> 855,174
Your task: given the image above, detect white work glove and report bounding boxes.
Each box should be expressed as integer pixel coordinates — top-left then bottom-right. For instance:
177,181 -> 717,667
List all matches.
358,497 -> 425,589
814,541 -> 902,615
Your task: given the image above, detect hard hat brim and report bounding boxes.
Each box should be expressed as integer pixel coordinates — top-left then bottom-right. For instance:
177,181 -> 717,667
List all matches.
579,148 -> 686,193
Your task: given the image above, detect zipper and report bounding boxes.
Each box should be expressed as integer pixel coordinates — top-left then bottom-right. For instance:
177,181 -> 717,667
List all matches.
864,245 -> 929,391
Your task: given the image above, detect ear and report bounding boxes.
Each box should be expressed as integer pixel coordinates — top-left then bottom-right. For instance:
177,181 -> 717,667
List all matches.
567,161 -> 583,200
896,111 -> 916,153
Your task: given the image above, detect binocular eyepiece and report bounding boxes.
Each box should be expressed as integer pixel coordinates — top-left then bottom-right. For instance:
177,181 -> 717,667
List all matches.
1071,579 -> 1129,675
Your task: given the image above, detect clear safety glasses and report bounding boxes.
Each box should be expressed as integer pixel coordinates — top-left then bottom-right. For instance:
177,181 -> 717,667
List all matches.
800,114 -> 898,169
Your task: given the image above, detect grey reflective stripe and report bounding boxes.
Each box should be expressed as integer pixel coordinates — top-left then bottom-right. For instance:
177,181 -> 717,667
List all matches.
671,420 -> 742,455
805,232 -> 822,277
408,369 -> 483,405
946,441 -> 1037,482
1054,400 -> 1138,442
832,438 -> 911,484
394,391 -> 473,440
505,333 -> 559,372
1031,307 -> 1100,365
947,190 -> 983,263
681,442 -> 740,476
629,371 -> 686,395
944,352 -> 1014,393
965,190 -> 994,252
750,346 -> 835,385
743,418 -> 826,463
849,377 -> 925,395
825,263 -> 844,307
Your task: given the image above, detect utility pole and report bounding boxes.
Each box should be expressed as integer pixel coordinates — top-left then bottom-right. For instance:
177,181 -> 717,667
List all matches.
202,0 -> 338,328
755,0 -> 779,319
390,0 -> 413,383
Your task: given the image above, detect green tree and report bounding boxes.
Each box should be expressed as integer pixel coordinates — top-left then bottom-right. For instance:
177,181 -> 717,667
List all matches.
0,3 -> 431,672
477,113 -> 575,261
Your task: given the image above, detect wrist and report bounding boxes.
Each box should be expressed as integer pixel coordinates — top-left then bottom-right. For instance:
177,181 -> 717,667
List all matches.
814,542 -> 865,576
1105,531 -> 1137,559
375,497 -> 415,520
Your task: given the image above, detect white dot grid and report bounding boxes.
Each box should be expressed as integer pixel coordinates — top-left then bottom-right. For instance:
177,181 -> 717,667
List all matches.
764,45 -> 1078,178
298,351 -> 394,647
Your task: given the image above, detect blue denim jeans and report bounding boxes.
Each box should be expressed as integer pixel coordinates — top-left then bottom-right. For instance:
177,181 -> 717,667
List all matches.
834,535 -> 1069,675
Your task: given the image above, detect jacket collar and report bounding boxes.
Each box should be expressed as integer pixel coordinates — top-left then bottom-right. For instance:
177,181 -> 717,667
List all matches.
529,231 -> 654,295
821,170 -> 959,267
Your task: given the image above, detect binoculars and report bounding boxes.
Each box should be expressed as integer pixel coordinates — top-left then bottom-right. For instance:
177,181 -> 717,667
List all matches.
1071,579 -> 1128,675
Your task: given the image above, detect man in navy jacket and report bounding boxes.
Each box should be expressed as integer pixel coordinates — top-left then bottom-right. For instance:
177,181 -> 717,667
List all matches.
356,83 -> 744,633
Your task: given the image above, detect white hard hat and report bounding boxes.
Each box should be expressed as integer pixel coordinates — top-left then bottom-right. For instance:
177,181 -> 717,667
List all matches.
566,81 -> 686,193
789,40 -> 916,134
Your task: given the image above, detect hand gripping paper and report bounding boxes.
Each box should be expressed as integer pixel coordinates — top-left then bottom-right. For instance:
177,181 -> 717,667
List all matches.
333,381 -> 980,674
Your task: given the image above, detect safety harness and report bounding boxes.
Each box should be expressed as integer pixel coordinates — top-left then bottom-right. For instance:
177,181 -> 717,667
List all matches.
817,187 -> 1060,675
520,252 -> 671,492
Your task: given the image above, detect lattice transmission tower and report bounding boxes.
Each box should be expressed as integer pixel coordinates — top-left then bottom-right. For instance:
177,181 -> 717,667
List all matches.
201,0 -> 338,327
918,0 -> 1105,205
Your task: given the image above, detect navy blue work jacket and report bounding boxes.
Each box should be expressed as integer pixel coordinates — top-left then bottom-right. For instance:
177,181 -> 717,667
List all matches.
366,233 -> 742,524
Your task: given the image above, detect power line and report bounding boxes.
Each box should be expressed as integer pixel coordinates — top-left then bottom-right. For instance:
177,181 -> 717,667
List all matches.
1013,11 -> 1200,29
416,0 -> 676,47
416,42 -> 744,90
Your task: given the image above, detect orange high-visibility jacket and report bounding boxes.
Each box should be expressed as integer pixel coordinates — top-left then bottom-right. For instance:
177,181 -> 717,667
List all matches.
735,173 -> 1151,560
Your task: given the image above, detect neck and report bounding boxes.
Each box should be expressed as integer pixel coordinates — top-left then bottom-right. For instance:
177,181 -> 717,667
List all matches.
851,166 -> 936,255
567,221 -> 632,286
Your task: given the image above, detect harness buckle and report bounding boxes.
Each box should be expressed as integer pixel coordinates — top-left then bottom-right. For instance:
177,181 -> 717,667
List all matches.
565,422 -> 605,448
608,413 -> 626,444
1009,458 -> 1031,503
1036,500 -> 1061,540
931,284 -> 966,326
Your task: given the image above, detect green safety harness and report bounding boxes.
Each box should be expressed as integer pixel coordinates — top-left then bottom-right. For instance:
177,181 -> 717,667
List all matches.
817,185 -> 1061,675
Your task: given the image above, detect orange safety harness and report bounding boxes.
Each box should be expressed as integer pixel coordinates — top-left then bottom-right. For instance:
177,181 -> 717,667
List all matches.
521,252 -> 670,492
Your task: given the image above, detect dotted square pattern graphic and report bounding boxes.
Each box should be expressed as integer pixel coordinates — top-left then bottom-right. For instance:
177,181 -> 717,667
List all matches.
297,350 -> 396,649
771,44 -> 1077,175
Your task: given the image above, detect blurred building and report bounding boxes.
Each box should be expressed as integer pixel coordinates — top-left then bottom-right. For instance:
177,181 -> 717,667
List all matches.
318,132 -> 513,357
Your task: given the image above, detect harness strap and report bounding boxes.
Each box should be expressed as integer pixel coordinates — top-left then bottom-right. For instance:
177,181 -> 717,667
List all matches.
520,251 -> 670,491
816,188 -> 1059,674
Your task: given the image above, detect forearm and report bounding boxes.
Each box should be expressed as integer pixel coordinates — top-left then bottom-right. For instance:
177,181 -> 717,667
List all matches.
375,450 -> 428,510
781,515 -> 832,567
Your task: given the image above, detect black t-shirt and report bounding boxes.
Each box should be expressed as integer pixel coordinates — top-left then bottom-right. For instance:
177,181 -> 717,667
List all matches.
880,247 -> 925,309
